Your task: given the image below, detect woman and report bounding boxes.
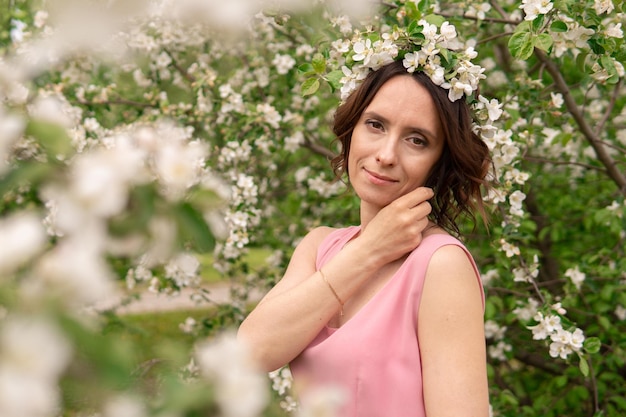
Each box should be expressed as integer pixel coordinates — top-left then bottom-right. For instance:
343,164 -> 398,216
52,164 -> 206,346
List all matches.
238,59 -> 491,416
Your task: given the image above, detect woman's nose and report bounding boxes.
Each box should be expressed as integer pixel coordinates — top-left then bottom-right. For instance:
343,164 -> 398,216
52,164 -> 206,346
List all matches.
375,137 -> 398,166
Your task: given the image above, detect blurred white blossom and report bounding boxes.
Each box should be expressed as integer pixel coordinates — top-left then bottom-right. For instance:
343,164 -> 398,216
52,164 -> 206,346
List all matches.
102,395 -> 147,417
564,266 -> 586,290
195,332 -> 268,417
513,298 -> 540,322
0,315 -> 72,417
593,0 -> 615,14
296,385 -> 346,417
165,252 -> 201,288
0,212 -> 47,276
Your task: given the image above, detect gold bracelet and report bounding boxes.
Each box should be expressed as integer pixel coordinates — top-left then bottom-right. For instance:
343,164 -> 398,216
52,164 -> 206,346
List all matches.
319,269 -> 344,316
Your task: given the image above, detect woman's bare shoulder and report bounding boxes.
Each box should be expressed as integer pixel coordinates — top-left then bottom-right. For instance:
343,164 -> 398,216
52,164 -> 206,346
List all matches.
422,223 -> 450,239
307,225 -> 337,240
291,226 -> 338,256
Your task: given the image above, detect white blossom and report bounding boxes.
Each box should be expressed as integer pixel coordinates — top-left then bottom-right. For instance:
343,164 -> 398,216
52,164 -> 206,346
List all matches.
33,11 -> 48,29
164,252 -> 201,288
550,92 -> 564,108
477,95 -> 503,122
296,384 -> 347,417
564,266 -> 585,290
69,140 -> 145,217
529,312 -> 561,340
272,53 -> 296,74
481,269 -> 499,286
257,103 -> 282,129
26,234 -> 118,308
485,320 -> 507,340
488,340 -> 512,361
10,19 -> 27,44
520,0 -> 554,21
499,239 -> 520,258
154,139 -> 208,198
195,332 -> 268,417
605,22 -> 623,38
593,0 -> 615,14
28,94 -> 79,128
179,317 -> 197,334
549,328 -> 584,359
513,298 -> 540,322
284,131 -> 305,153
0,212 -> 47,276
103,395 -> 147,417
0,315 -> 72,417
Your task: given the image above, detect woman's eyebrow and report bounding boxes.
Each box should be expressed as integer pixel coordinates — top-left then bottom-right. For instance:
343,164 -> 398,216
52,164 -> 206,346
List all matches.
362,110 -> 438,140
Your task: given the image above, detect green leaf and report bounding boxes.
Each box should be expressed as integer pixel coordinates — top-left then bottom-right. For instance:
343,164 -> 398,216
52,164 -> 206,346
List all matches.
598,315 -> 611,330
576,51 -> 589,71
534,33 -> 553,52
531,14 -> 545,31
554,375 -> 568,388
584,337 -> 602,354
423,14 -> 445,27
550,21 -> 568,32
311,53 -> 326,74
298,63 -> 315,77
579,355 -> 590,377
25,120 -> 74,160
599,55 -> 620,84
301,77 -> 320,96
438,48 -> 455,67
588,38 -> 606,54
416,0 -> 429,13
326,70 -> 344,91
173,202 -> 215,252
0,162 -> 53,197
508,31 -> 535,60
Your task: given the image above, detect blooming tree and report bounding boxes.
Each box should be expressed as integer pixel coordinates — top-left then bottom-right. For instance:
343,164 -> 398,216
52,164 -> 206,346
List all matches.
0,0 -> 625,416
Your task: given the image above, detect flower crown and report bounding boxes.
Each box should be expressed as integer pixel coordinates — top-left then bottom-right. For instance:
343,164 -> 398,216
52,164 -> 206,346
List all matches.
331,17 -> 486,104
302,12 -> 503,136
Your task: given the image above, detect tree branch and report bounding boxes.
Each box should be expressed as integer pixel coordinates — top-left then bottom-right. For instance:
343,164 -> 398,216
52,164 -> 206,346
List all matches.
302,135 -> 335,160
524,155 -> 607,173
534,49 -> 626,195
596,79 -> 622,137
438,12 -> 519,25
73,97 -> 156,108
164,48 -> 197,84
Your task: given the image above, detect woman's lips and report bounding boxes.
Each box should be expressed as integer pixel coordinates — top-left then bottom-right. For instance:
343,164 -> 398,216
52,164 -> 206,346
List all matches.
364,168 -> 397,185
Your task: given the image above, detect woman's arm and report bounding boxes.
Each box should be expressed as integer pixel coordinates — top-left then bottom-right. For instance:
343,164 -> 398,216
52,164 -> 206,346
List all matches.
237,226 -> 381,371
238,187 -> 434,372
418,244 -> 490,417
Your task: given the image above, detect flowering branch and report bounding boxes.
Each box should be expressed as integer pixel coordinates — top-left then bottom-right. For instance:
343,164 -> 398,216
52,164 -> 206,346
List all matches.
523,156 -> 608,172
595,79 -> 622,137
302,134 -> 334,159
74,97 -> 157,108
534,49 -> 626,195
163,48 -> 197,84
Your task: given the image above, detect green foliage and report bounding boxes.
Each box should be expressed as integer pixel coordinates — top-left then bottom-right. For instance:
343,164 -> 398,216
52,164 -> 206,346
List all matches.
1,0 -> 626,416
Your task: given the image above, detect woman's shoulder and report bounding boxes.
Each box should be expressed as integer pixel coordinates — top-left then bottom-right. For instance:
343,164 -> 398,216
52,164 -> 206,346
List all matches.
418,226 -> 474,267
302,226 -> 360,266
304,225 -> 358,246
421,225 -> 463,246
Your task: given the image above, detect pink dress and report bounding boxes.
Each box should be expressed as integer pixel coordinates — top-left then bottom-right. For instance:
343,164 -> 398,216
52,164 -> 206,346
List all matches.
290,226 -> 483,417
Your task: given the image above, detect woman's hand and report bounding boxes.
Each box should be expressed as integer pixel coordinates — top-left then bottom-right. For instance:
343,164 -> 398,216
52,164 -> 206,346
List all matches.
357,186 -> 434,264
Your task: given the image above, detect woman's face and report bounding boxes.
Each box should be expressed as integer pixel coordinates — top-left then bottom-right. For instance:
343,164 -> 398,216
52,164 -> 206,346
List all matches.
348,75 -> 444,212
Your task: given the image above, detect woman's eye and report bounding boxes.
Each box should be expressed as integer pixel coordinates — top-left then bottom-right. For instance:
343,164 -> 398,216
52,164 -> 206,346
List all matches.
409,137 -> 427,146
366,120 -> 383,130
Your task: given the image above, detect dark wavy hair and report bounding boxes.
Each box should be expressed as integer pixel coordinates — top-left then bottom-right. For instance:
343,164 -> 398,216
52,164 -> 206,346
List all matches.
330,60 -> 492,236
